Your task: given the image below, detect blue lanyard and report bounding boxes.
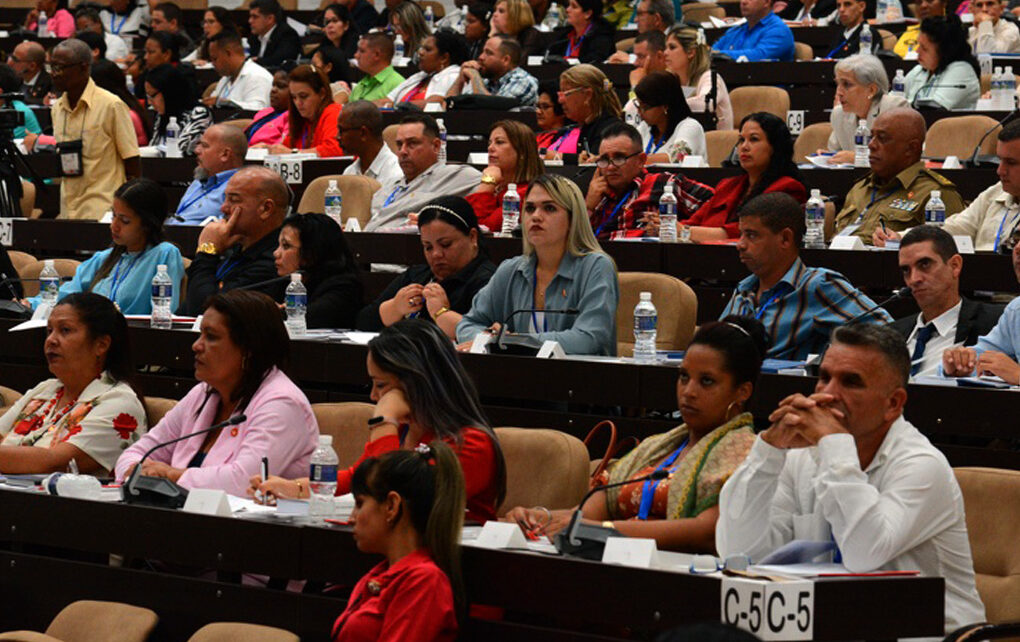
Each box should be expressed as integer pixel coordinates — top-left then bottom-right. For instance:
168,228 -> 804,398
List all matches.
178,178 -> 223,215
594,188 -> 635,237
108,251 -> 142,301
995,204 -> 1019,250
565,23 -> 591,57
549,126 -> 576,152
645,132 -> 667,154
857,186 -> 898,223
637,438 -> 689,520
383,185 -> 407,208
110,12 -> 129,34
825,39 -> 849,59
754,290 -> 782,320
530,263 -> 549,333
215,257 -> 240,281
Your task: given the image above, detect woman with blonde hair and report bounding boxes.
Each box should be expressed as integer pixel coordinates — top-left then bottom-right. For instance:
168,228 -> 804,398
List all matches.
552,64 -> 623,158
390,1 -> 431,63
664,26 -> 733,130
467,120 -> 546,231
491,0 -> 542,55
457,174 -> 619,356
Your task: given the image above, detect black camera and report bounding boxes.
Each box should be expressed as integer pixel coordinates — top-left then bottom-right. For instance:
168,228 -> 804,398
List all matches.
0,92 -> 27,138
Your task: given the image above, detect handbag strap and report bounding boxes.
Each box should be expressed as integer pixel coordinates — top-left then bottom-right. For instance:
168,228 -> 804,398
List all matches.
584,419 -> 618,483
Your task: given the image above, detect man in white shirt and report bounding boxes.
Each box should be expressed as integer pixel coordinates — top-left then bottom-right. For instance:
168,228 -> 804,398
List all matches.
75,8 -> 130,62
890,225 -> 1004,377
717,322 -> 986,636
969,0 -> 1020,53
338,101 -> 402,200
203,31 -> 273,111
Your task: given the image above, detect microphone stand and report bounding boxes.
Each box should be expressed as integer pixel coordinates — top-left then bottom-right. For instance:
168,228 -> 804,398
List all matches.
967,109 -> 1019,167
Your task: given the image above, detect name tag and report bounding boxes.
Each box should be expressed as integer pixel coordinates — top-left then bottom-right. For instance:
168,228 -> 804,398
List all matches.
57,140 -> 84,177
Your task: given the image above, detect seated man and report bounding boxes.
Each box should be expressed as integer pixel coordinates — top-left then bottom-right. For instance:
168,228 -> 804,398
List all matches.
826,0 -> 872,58
446,35 -> 538,106
364,114 -> 481,231
621,31 -> 668,104
349,33 -> 405,103
9,42 -> 51,105
339,101 -> 403,199
170,124 -> 248,226
249,0 -> 302,68
150,2 -> 197,59
721,192 -> 890,360
711,0 -> 795,62
181,166 -> 289,315
585,122 -> 712,240
716,322 -> 987,635
875,119 -> 1020,252
892,226 -> 1004,376
943,241 -> 1020,384
969,0 -> 1020,53
607,0 -> 674,62
204,31 -> 273,110
835,107 -> 964,244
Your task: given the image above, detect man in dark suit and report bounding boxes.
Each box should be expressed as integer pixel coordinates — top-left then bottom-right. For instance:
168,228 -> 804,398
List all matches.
8,42 -> 51,105
892,225 -> 1004,377
826,0 -> 874,58
248,0 -> 301,69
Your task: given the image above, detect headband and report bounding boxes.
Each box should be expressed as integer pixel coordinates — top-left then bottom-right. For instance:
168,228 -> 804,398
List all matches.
725,321 -> 751,338
419,204 -> 471,231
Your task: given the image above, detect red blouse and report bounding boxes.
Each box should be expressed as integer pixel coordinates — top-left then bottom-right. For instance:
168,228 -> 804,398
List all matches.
685,174 -> 807,238
331,549 -> 457,642
466,182 -> 530,233
285,102 -> 343,157
335,426 -> 500,523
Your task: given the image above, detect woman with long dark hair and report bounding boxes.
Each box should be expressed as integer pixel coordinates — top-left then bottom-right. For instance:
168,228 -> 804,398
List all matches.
145,62 -> 212,156
266,65 -> 343,158
315,3 -> 361,59
634,71 -> 706,164
905,15 -> 981,110
91,58 -> 150,145
464,3 -> 493,60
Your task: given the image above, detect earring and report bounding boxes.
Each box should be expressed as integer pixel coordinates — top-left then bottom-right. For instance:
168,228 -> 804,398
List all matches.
725,400 -> 742,421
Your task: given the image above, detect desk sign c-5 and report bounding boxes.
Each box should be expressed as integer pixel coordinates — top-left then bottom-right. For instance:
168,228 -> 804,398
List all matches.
721,576 -> 814,640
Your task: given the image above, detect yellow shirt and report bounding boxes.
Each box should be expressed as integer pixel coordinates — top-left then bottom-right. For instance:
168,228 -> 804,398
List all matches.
52,78 -> 139,220
894,24 -> 920,58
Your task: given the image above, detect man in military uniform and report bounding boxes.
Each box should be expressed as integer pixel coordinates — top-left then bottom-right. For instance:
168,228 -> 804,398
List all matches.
834,107 -> 965,244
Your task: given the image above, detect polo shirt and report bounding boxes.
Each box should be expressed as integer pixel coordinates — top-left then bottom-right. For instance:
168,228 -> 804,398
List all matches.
349,66 -> 405,102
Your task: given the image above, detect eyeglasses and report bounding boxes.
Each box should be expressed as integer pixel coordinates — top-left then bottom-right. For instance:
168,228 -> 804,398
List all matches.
595,151 -> 641,168
49,62 -> 83,74
536,101 -> 555,110
558,86 -> 586,98
689,553 -> 751,575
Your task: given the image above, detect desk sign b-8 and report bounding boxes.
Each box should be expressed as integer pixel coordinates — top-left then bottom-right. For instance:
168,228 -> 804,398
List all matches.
721,577 -> 814,640
264,156 -> 304,185
0,217 -> 12,247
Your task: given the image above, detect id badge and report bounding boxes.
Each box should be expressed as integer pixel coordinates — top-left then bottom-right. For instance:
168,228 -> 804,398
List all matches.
57,140 -> 84,177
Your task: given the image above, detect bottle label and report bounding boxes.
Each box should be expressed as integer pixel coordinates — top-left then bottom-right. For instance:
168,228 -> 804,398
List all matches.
659,203 -> 677,216
807,205 -> 824,221
151,284 -> 172,298
925,209 -> 944,224
41,279 -> 59,295
854,134 -> 866,146
286,293 -> 307,308
634,314 -> 657,332
503,200 -> 520,214
310,463 -> 338,483
325,195 -> 342,208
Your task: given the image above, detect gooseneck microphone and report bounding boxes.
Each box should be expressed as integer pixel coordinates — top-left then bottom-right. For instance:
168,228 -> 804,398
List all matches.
845,287 -> 912,325
236,272 -> 301,291
491,307 -> 579,353
968,109 -> 1020,167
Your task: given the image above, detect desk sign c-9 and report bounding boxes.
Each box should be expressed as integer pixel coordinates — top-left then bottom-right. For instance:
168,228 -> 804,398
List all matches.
721,577 -> 814,640
264,155 -> 313,185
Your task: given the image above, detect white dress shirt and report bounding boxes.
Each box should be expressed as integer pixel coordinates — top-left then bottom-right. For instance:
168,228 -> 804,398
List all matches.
386,65 -> 460,104
211,58 -> 273,111
636,116 -> 707,161
969,18 -> 1020,54
343,144 -> 403,201
944,181 -> 1020,251
258,24 -> 276,58
717,417 -> 986,637
104,32 -> 129,61
908,300 -> 963,377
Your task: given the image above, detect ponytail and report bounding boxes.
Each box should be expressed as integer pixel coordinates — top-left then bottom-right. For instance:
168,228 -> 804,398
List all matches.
424,441 -> 466,621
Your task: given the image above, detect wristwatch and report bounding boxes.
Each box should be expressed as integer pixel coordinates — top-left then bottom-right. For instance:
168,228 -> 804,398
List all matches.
197,242 -> 219,256
367,416 -> 400,428
433,306 -> 450,320
480,174 -> 498,185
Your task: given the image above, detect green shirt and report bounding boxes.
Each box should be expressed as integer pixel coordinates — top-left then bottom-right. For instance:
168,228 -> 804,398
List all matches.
349,66 -> 405,103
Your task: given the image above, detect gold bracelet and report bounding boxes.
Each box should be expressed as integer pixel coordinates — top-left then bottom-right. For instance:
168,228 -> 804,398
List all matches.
480,174 -> 498,185
602,521 -> 615,530
196,242 -> 218,256
296,480 -> 303,496
433,306 -> 450,320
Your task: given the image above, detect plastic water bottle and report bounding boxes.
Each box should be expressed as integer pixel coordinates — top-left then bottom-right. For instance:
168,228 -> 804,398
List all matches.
285,273 -> 307,337
424,5 -> 434,30
1006,67 -> 1017,110
632,292 -> 657,363
658,183 -> 678,243
37,11 -> 48,37
437,118 -> 447,164
543,3 -> 561,29
125,73 -> 134,94
39,259 -> 59,307
150,265 -> 173,329
804,189 -> 826,249
500,183 -> 520,236
324,179 -> 342,225
876,0 -> 888,21
925,190 -> 945,227
164,116 -> 181,158
993,67 -> 1004,109
859,23 -> 872,53
891,69 -> 905,97
308,435 -> 339,517
979,53 -> 993,80
394,34 -> 405,60
854,119 -> 870,168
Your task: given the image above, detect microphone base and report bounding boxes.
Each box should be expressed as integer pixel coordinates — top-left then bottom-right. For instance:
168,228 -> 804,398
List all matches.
121,475 -> 189,509
554,522 -> 623,560
486,334 -> 544,356
0,299 -> 31,320
967,155 -> 1000,168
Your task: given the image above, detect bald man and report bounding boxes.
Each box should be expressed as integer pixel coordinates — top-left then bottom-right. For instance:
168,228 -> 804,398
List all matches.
171,124 -> 249,225
9,41 -> 51,104
181,166 -> 290,314
834,107 -> 964,244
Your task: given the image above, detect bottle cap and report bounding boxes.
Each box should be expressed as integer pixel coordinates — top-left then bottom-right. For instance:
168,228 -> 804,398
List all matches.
44,259 -> 54,268
507,182 -> 517,191
291,273 -> 302,282
931,190 -> 940,199
639,291 -> 652,301
328,179 -> 337,188
157,263 -> 167,271
318,434 -> 333,445
810,188 -> 821,198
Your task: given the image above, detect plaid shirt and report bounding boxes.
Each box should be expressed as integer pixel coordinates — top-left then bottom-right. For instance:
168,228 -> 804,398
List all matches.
588,171 -> 714,240
721,258 -> 892,360
486,66 -> 539,106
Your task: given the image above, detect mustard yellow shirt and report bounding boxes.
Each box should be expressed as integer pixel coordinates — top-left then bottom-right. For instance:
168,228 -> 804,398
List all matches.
894,24 -> 920,58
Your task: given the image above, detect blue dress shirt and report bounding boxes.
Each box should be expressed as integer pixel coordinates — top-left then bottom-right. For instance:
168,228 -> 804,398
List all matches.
712,12 -> 796,62
168,168 -> 239,226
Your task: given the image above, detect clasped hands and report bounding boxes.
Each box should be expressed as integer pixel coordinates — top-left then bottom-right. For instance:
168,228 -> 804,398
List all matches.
760,392 -> 848,449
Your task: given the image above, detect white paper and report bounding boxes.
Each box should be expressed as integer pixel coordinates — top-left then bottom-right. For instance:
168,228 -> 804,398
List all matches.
343,331 -> 378,345
227,495 -> 276,514
467,152 -> 489,165
246,148 -> 269,161
286,17 -> 308,36
806,154 -> 853,169
527,55 -> 544,66
759,539 -> 836,565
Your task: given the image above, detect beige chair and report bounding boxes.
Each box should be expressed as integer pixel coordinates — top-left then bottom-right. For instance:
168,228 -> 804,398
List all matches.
494,427 -> 590,516
616,272 -> 697,357
615,37 -> 635,52
822,200 -> 837,242
0,386 -> 22,415
187,622 -> 299,642
143,397 -> 177,427
175,0 -> 208,8
955,467 -> 1020,625
0,600 -> 158,642
729,86 -> 790,126
705,130 -> 740,167
877,28 -> 897,51
19,180 -> 36,218
794,41 -> 813,61
419,0 -> 446,18
382,124 -> 398,153
297,175 -> 382,228
924,115 -> 999,159
793,122 -> 833,162
220,118 -> 253,132
682,2 -> 725,22
311,402 -> 375,468
18,259 -> 81,297
9,251 -> 36,276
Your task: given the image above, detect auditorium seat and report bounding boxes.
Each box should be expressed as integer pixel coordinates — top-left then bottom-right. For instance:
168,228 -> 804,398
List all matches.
382,124 -> 398,153
924,115 -> 999,160
682,2 -> 725,22
877,29 -> 897,50
615,37 -> 636,53
794,42 -> 813,61
706,130 -> 740,167
0,600 -> 158,642
793,122 -> 833,162
187,622 -> 299,642
419,0 -> 446,18
0,386 -> 22,415
143,397 -> 177,428
616,272 -> 697,357
955,467 -> 1020,626
297,175 -> 381,228
220,119 -> 253,132
19,180 -> 36,219
494,427 -> 589,516
729,86 -> 790,126
18,259 -> 81,297
311,402 -> 374,468
9,251 -> 36,278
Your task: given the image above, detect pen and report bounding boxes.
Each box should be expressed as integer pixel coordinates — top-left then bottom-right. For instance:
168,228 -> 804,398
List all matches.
259,456 -> 269,505
879,217 -> 887,234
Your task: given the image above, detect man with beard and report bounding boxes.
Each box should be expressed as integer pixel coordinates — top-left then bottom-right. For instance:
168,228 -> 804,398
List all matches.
446,35 -> 538,106
169,124 -> 247,225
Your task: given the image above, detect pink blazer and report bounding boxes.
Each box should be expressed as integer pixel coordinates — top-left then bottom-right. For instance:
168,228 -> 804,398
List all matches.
115,368 -> 317,496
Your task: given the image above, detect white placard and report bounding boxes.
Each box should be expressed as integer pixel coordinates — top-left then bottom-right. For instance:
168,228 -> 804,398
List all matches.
0,217 -> 12,247
474,520 -> 529,549
344,217 -> 361,232
721,577 -> 814,640
953,235 -> 975,254
786,110 -> 805,135
536,340 -> 566,359
527,55 -> 544,66
183,488 -> 232,517
264,156 -> 305,185
31,301 -> 53,322
469,332 -> 493,353
602,536 -> 658,568
829,235 -> 866,250
99,211 -> 113,224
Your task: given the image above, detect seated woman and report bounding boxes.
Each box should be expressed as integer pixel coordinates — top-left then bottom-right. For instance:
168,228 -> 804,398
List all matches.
894,0 -> 946,57
251,319 -> 507,523
547,0 -> 615,64
24,0 -> 74,37
183,6 -> 238,64
457,174 -> 620,356
315,3 -> 361,60
551,64 -> 624,158
146,62 -> 212,156
332,443 -> 464,641
27,179 -> 185,315
247,70 -> 290,147
535,80 -> 576,153
0,292 -> 147,474
665,26 -> 733,132
133,31 -> 198,102
506,316 -> 764,552
491,0 -> 542,56
467,120 -> 546,232
312,46 -> 356,100
115,290 -> 318,497
390,1 -> 431,64
273,212 -> 363,329
905,16 -> 981,110
92,59 -> 149,146
381,29 -> 467,109
464,3 -> 493,60
824,54 -> 909,165
265,65 -> 343,158
634,71 -> 706,164
678,113 -> 807,242
356,196 -> 496,340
